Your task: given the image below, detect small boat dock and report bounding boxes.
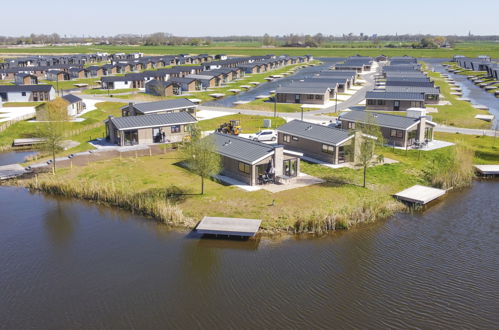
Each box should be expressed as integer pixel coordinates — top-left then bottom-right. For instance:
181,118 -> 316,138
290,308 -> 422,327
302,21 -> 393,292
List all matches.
196,216 -> 262,237
0,164 -> 27,180
394,185 -> 446,205
12,138 -> 45,147
474,165 -> 499,176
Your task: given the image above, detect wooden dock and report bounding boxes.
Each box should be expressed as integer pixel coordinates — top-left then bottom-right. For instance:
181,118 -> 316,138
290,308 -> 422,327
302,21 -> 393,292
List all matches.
196,216 -> 262,237
474,165 -> 499,176
12,138 -> 45,147
0,164 -> 27,180
394,185 -> 446,205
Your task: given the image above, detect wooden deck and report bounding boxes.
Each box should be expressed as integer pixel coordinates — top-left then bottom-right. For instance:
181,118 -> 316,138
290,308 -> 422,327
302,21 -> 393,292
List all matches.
12,138 -> 45,147
474,165 -> 499,175
394,185 -> 446,205
0,164 -> 27,180
196,217 -> 262,237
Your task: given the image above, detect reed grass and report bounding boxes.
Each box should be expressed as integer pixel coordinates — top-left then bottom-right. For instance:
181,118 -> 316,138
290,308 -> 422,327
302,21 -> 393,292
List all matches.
425,144 -> 475,189
292,197 -> 403,235
28,177 -> 194,227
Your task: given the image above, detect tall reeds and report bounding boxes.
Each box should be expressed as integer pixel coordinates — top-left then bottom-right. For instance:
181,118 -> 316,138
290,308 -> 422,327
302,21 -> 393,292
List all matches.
425,144 -> 475,190
28,177 -> 193,227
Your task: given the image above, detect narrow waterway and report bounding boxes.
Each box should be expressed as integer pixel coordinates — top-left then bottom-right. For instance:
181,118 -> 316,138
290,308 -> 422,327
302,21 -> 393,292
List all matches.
0,182 -> 498,329
0,150 -> 36,166
424,58 -> 499,122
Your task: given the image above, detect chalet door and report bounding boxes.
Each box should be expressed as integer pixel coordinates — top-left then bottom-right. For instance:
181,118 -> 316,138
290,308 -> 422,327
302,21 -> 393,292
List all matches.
394,100 -> 400,111
338,146 -> 346,163
283,159 -> 298,177
294,94 -> 300,103
152,128 -> 161,143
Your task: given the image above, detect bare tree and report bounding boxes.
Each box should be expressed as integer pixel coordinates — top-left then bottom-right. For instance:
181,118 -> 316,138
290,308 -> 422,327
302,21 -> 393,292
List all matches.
182,127 -> 221,194
36,98 -> 70,175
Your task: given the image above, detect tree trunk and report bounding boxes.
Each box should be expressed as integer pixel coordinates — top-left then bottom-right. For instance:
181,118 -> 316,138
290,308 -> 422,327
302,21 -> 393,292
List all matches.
363,165 -> 367,188
52,148 -> 56,175
201,176 -> 204,195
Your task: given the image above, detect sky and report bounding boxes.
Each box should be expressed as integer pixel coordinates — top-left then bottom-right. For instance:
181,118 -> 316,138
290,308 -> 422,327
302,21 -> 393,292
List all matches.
2,0 -> 499,37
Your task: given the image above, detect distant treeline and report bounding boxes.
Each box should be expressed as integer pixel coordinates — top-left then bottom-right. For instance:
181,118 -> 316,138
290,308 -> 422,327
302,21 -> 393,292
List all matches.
0,32 -> 498,47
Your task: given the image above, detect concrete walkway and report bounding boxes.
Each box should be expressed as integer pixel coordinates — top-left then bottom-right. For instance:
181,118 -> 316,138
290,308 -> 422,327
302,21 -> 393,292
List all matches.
435,126 -> 498,137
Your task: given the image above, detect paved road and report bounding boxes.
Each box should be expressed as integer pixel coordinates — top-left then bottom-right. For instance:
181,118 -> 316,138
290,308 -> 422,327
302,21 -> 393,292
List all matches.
435,125 -> 498,137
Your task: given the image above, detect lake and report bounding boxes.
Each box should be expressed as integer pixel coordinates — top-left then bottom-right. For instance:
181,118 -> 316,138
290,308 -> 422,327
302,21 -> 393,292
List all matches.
0,182 -> 498,328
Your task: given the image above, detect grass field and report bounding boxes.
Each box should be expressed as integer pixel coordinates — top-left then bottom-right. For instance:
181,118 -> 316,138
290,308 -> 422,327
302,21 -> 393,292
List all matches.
1,42 -> 498,58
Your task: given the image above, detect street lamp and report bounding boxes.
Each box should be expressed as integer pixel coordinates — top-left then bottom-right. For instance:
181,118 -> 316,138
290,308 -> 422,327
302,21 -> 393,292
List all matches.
335,89 -> 338,113
273,94 -> 277,118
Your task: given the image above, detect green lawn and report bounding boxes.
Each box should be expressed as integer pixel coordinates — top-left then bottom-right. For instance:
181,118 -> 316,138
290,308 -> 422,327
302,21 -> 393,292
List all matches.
197,114 -> 286,133
1,41 -> 498,57
2,102 -> 45,107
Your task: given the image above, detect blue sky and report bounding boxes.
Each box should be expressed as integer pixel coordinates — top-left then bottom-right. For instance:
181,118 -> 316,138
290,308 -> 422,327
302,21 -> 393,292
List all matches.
2,0 -> 498,36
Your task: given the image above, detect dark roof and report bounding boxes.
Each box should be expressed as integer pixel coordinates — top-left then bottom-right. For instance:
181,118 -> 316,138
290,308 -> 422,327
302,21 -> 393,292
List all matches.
277,85 -> 330,94
109,112 -> 197,130
277,120 -> 352,146
124,99 -> 196,114
385,80 -> 435,88
0,84 -> 53,92
385,86 -> 440,94
101,76 -> 129,82
61,94 -> 82,104
366,91 -> 425,101
212,132 -> 275,164
339,111 -> 432,130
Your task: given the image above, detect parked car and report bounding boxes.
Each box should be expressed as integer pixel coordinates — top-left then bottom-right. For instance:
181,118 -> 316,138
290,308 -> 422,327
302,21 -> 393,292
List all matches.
249,130 -> 277,142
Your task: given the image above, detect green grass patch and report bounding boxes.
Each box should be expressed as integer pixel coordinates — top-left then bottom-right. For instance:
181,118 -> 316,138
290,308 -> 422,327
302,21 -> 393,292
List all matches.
2,102 -> 45,107
197,114 -> 286,133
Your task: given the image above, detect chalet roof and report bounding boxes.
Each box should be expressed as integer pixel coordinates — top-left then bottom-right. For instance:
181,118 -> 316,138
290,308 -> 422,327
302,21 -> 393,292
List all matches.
339,111 -> 435,130
277,120 -> 353,146
365,91 -> 425,101
109,112 -> 197,130
212,132 -> 276,165
123,98 -> 196,114
0,84 -> 53,93
61,94 -> 82,104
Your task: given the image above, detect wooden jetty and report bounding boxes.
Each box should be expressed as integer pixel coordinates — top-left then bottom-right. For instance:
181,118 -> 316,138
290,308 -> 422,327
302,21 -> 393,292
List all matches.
209,93 -> 225,99
475,114 -> 495,121
474,165 -> 499,176
0,164 -> 27,180
196,216 -> 262,237
12,138 -> 45,147
394,185 -> 446,205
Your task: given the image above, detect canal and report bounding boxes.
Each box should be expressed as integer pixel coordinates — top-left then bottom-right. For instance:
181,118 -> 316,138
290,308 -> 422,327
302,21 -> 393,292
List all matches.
0,182 -> 498,328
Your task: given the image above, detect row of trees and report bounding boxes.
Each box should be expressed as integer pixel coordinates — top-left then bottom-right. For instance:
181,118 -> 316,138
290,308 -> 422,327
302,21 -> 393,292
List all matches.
1,32 -> 497,46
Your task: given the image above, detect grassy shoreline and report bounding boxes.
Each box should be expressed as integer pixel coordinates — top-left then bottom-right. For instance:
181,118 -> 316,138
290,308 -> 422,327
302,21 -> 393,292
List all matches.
9,132 -> 497,235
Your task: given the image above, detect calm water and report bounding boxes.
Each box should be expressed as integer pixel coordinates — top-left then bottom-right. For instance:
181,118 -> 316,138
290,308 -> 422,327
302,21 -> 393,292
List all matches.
1,182 -> 498,329
424,58 -> 499,122
0,150 -> 37,166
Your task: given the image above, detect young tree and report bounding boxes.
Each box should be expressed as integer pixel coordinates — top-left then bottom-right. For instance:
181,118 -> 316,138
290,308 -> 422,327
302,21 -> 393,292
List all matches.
183,127 -> 221,194
36,98 -> 70,174
349,113 -> 384,188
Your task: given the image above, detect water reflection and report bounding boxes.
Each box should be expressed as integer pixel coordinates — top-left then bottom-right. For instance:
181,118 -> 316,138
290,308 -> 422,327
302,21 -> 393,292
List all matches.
43,200 -> 77,249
